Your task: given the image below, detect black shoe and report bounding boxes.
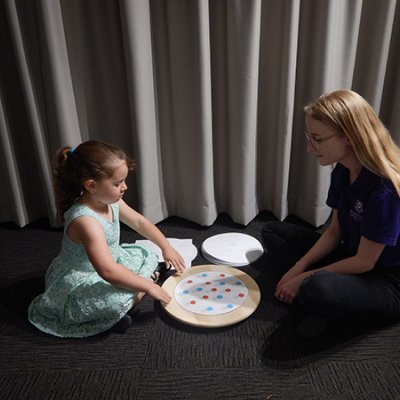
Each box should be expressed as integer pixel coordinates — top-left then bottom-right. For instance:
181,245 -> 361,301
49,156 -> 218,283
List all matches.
127,303 -> 141,318
110,314 -> 133,334
151,262 -> 174,283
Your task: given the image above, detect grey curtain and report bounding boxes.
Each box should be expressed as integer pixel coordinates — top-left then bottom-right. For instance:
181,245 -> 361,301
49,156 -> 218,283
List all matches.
1,0 -> 399,228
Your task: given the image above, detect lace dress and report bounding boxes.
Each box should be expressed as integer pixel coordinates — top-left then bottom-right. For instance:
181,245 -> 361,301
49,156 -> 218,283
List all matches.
28,202 -> 158,337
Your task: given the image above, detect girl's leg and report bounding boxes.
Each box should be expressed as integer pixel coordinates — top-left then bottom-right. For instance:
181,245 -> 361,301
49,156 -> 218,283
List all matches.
299,270 -> 400,321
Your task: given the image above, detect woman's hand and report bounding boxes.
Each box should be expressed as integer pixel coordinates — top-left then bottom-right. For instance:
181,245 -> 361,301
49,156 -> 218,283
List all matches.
162,246 -> 186,273
275,273 -> 307,304
276,261 -> 306,291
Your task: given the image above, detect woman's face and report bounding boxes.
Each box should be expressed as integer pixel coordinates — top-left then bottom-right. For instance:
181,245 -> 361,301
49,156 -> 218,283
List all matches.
304,114 -> 353,166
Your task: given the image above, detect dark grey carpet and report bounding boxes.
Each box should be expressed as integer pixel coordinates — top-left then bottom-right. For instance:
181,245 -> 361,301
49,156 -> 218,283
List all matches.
1,212 -> 400,400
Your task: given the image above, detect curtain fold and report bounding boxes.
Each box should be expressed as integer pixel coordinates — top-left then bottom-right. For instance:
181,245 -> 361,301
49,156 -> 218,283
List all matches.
4,0 -> 59,225
150,0 -> 217,225
0,86 -> 28,225
256,0 -> 300,221
210,0 -> 262,225
1,0 -> 399,228
119,0 -> 168,222
352,0 -> 397,111
382,1 -> 400,141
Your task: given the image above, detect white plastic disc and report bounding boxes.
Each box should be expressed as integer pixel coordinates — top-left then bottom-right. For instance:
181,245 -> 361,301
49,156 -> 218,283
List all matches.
201,233 -> 264,267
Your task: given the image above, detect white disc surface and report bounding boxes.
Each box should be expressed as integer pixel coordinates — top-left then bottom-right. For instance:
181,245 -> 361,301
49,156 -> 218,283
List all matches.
201,233 -> 264,267
174,270 -> 248,315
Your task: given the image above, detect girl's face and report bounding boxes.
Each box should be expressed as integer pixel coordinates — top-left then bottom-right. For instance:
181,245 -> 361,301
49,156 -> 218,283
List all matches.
93,161 -> 129,204
304,114 -> 353,166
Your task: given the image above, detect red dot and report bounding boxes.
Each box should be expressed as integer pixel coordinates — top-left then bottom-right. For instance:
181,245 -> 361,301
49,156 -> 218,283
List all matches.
190,300 -> 196,304
203,295 -> 209,299
238,293 -> 244,297
187,280 -> 193,284
225,288 -> 231,292
205,281 -> 212,285
220,274 -> 225,277
211,288 -> 217,292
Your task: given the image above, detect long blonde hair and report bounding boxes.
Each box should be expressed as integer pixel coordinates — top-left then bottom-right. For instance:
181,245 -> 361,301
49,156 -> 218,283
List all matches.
305,89 -> 400,196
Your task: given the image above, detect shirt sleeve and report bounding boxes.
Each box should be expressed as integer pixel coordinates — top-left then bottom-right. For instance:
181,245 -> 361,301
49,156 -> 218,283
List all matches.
361,185 -> 400,246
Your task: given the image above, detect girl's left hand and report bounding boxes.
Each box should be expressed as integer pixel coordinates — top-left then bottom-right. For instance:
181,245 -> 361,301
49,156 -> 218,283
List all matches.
162,246 -> 186,273
274,274 -> 306,304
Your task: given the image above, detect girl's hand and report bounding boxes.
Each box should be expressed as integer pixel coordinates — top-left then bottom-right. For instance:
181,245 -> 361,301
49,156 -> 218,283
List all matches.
275,274 -> 306,304
146,283 -> 172,305
162,246 -> 186,273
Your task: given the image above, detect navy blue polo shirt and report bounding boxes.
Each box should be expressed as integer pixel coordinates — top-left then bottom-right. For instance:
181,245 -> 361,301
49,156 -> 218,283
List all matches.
327,163 -> 400,268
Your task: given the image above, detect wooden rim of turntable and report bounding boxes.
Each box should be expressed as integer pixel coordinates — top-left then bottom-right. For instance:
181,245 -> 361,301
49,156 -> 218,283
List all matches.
161,264 -> 261,328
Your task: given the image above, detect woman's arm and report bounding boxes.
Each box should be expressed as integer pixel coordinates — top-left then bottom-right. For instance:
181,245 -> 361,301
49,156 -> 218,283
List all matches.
306,236 -> 385,275
295,210 -> 342,271
276,210 -> 341,290
118,200 -> 185,272
276,234 -> 385,304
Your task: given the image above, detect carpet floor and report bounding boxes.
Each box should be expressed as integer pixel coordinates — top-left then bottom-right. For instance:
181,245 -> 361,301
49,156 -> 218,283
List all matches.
1,212 -> 400,400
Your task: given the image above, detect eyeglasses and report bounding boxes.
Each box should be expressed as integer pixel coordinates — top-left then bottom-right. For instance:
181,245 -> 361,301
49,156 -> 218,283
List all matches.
304,131 -> 337,150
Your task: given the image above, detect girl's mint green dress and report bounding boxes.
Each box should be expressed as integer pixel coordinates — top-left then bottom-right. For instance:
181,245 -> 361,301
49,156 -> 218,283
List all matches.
28,202 -> 158,338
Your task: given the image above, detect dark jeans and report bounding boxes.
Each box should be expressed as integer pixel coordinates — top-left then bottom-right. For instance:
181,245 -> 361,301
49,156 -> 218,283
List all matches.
262,221 -> 400,322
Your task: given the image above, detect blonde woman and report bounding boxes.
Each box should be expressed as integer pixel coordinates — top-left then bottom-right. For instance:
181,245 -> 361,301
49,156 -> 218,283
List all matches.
262,90 -> 400,336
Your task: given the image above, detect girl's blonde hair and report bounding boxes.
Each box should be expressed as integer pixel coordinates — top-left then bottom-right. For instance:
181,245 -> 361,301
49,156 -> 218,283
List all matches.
305,89 -> 400,196
52,140 -> 135,222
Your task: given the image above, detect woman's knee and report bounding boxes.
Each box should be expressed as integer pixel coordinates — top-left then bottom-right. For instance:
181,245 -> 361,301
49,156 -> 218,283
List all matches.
261,221 -> 303,252
299,271 -> 341,313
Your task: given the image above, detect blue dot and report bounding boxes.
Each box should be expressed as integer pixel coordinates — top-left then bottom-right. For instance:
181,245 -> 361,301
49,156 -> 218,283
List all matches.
217,295 -> 223,299
219,282 -> 226,286
227,304 -> 233,309
235,281 -> 242,285
182,290 -> 189,295
202,273 -> 208,277
196,287 -> 203,292
207,306 -> 214,311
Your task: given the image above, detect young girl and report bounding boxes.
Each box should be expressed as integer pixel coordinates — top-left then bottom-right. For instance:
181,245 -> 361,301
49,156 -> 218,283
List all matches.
28,140 -> 185,337
262,90 -> 400,335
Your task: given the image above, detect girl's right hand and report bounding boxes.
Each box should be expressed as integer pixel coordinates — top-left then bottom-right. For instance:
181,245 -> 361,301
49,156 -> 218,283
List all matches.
146,283 -> 172,304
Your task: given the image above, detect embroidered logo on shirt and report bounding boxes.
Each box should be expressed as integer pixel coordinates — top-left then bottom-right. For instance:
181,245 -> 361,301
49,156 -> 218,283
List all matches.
350,199 -> 364,222
355,200 -> 364,213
